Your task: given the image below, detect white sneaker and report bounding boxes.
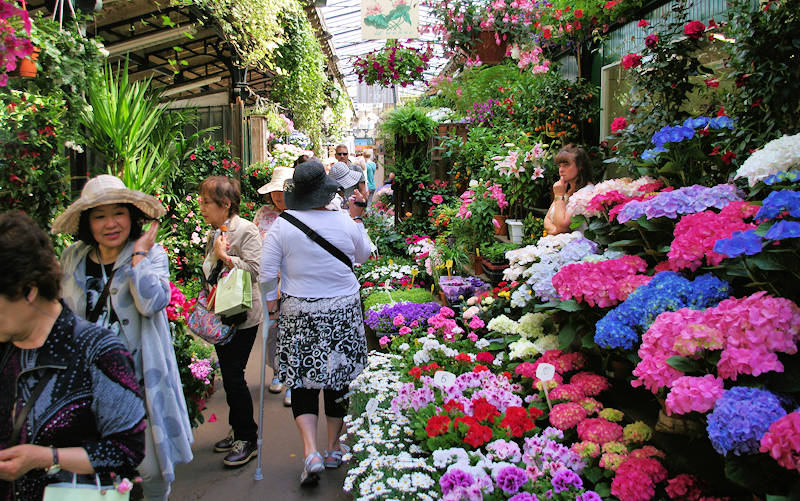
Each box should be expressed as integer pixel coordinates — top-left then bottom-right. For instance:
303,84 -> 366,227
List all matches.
283,388 -> 292,407
268,376 -> 283,394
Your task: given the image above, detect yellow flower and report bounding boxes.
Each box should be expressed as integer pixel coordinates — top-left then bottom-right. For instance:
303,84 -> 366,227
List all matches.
543,230 -> 548,236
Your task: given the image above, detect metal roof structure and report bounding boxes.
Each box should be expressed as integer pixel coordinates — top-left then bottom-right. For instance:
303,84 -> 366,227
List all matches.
315,0 -> 450,106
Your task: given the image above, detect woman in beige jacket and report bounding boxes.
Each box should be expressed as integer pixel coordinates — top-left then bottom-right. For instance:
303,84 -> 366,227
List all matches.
198,176 -> 262,468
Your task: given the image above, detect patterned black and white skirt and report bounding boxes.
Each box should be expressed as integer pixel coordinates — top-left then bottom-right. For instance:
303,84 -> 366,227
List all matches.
276,292 -> 367,390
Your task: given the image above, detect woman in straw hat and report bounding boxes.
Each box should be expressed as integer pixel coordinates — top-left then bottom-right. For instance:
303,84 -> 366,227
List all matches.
53,175 -> 193,501
259,159 -> 370,486
252,166 -> 294,406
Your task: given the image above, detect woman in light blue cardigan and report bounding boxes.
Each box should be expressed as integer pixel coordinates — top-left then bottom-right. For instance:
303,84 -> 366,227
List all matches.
53,175 -> 193,501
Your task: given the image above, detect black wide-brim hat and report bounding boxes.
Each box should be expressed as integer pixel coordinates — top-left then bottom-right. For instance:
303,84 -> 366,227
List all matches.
283,159 -> 341,210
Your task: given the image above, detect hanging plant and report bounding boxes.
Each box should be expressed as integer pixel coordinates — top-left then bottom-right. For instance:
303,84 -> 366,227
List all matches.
0,0 -> 34,86
353,40 -> 431,88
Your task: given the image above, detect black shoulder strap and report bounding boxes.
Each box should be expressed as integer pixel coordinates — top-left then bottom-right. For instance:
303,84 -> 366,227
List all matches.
87,265 -> 117,324
279,212 -> 355,274
11,370 -> 54,444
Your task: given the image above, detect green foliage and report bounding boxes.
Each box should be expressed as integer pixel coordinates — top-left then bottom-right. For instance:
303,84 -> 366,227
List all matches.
522,213 -> 545,246
363,287 -> 437,311
158,193 -> 207,284
480,241 -> 520,264
271,11 -> 328,150
364,213 -> 405,257
164,138 -> 240,199
380,104 -> 436,142
180,0 -> 301,71
724,0 -> 800,157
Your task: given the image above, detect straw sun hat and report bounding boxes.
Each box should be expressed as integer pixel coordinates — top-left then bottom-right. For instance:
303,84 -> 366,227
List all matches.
257,166 -> 295,195
51,175 -> 166,234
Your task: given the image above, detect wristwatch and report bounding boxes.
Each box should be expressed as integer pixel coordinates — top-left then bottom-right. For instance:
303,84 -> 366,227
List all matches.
44,447 -> 61,475
554,195 -> 568,201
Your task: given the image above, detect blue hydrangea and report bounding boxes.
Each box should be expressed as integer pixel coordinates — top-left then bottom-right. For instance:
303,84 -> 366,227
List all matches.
616,184 -> 743,223
755,190 -> 800,220
709,115 -> 735,129
764,220 -> 800,240
713,229 -> 763,257
643,116 -> 733,162
594,272 -> 732,350
763,170 -> 800,186
707,387 -> 786,456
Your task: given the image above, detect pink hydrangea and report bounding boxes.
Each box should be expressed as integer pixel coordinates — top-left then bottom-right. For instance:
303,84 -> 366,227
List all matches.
760,411 -> 800,473
666,474 -> 703,500
549,384 -> 585,402
579,397 -> 604,414
665,375 -> 724,415
667,202 -> 759,271
552,255 -> 651,308
571,441 -> 601,459
549,402 -> 588,430
611,457 -> 667,501
570,372 -> 610,397
599,452 -> 628,471
577,417 -> 624,445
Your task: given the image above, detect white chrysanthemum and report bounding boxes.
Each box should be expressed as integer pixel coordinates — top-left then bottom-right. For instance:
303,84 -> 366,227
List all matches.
735,133 -> 800,186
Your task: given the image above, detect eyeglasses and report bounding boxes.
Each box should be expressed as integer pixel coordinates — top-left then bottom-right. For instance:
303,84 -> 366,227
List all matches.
335,152 -> 348,156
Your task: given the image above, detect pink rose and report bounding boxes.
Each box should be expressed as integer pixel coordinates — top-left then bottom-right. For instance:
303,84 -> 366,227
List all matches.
116,479 -> 133,493
379,336 -> 391,347
637,19 -> 649,27
610,116 -> 628,133
431,194 -> 444,204
644,34 -> 659,49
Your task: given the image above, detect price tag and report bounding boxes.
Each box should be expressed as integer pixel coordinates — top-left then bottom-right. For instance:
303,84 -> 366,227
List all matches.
388,259 -> 393,266
433,370 -> 456,388
445,259 -> 453,279
431,284 -> 435,295
536,363 -> 556,381
410,268 -> 418,288
365,397 -> 379,415
475,247 -> 481,258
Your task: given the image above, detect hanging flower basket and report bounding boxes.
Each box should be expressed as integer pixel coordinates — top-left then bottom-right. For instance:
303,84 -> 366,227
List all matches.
353,41 -> 432,88
472,31 -> 508,65
13,45 -> 39,78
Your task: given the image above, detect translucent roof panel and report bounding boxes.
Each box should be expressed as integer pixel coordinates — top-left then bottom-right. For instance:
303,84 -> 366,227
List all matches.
318,0 -> 449,106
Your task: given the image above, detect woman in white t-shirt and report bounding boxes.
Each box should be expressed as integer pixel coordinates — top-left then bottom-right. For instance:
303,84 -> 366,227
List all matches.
544,144 -> 594,235
259,159 -> 370,487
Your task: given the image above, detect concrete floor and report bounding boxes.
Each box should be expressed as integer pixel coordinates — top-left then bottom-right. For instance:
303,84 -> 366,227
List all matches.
170,332 -> 352,501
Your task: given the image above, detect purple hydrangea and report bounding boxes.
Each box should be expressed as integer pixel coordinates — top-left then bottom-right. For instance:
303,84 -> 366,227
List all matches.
707,387 -> 786,456
617,184 -> 743,223
495,465 -> 529,494
551,468 -> 583,493
440,468 -> 475,495
364,301 -> 441,332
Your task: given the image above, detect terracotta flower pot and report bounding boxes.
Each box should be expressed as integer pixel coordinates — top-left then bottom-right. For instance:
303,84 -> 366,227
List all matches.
493,214 -> 508,236
473,31 -> 508,65
471,254 -> 484,276
15,47 -> 40,78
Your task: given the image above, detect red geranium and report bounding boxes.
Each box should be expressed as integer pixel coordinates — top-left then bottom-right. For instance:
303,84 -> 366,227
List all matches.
463,422 -> 493,448
500,406 -> 536,437
455,353 -> 472,363
425,415 -> 451,437
528,406 -> 544,419
444,399 -> 465,413
683,20 -> 706,39
408,367 -> 422,379
472,398 -> 500,423
475,352 -> 494,364
473,365 -> 490,373
610,116 -> 628,133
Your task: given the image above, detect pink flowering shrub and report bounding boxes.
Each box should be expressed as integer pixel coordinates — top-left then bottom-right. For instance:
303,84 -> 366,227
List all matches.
634,292 -> 800,398
570,372 -> 610,397
760,412 -> 800,473
611,456 -> 667,501
167,282 -> 195,322
549,384 -> 585,402
552,255 -> 651,308
665,474 -> 703,500
667,201 -> 759,271
577,417 -> 624,445
549,402 -> 588,430
664,375 -> 724,415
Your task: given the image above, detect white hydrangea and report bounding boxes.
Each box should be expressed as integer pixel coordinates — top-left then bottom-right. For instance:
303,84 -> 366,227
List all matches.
508,338 -> 539,359
567,177 -> 657,218
517,312 -> 549,339
735,133 -> 800,186
486,314 -> 518,335
533,334 -> 559,353
504,231 -> 585,281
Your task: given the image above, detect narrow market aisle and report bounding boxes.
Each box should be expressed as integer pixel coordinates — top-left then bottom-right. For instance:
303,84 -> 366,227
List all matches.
170,332 -> 352,501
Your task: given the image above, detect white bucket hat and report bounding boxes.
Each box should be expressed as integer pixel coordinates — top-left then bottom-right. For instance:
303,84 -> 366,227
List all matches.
52,174 -> 166,234
257,166 -> 295,195
328,161 -> 363,189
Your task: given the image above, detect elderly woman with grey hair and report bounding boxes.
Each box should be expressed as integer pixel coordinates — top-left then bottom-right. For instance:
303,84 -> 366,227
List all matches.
259,159 -> 370,486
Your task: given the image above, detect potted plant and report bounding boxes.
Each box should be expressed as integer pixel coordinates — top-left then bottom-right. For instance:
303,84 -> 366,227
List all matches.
379,103 -> 436,144
353,40 -> 432,88
1,0 -> 34,85
480,241 -> 519,284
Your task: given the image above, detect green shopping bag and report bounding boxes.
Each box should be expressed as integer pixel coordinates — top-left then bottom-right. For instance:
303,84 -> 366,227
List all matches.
214,267 -> 252,317
43,474 -> 129,501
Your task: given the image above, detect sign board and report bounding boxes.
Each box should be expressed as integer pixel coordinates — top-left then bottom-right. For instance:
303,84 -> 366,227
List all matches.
361,0 -> 420,40
536,363 -> 556,382
433,370 -> 456,388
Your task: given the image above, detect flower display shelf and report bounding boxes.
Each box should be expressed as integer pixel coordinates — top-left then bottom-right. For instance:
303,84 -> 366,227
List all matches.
472,31 -> 507,65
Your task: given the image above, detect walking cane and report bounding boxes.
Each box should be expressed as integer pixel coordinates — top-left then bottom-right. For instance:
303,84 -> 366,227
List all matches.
255,279 -> 277,481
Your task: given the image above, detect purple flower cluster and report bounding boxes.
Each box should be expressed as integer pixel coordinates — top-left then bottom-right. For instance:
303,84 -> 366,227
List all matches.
496,465 -> 529,494
440,276 -> 489,303
616,184 -> 743,223
707,387 -> 786,456
364,301 -> 441,332
551,468 -> 583,493
440,469 -> 475,495
509,493 -> 539,501
522,434 -> 586,474
466,98 -> 498,125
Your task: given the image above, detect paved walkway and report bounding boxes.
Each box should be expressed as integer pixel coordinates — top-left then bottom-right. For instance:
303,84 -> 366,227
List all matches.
170,332 -> 352,501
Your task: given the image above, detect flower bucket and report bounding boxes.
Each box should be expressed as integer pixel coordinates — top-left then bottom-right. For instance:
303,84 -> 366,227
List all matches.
473,31 -> 508,65
14,47 -> 40,78
507,218 -> 523,243
493,214 -> 508,236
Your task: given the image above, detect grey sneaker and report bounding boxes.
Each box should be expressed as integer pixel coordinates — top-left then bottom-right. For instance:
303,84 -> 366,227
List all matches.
223,440 -> 258,467
268,376 -> 283,394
